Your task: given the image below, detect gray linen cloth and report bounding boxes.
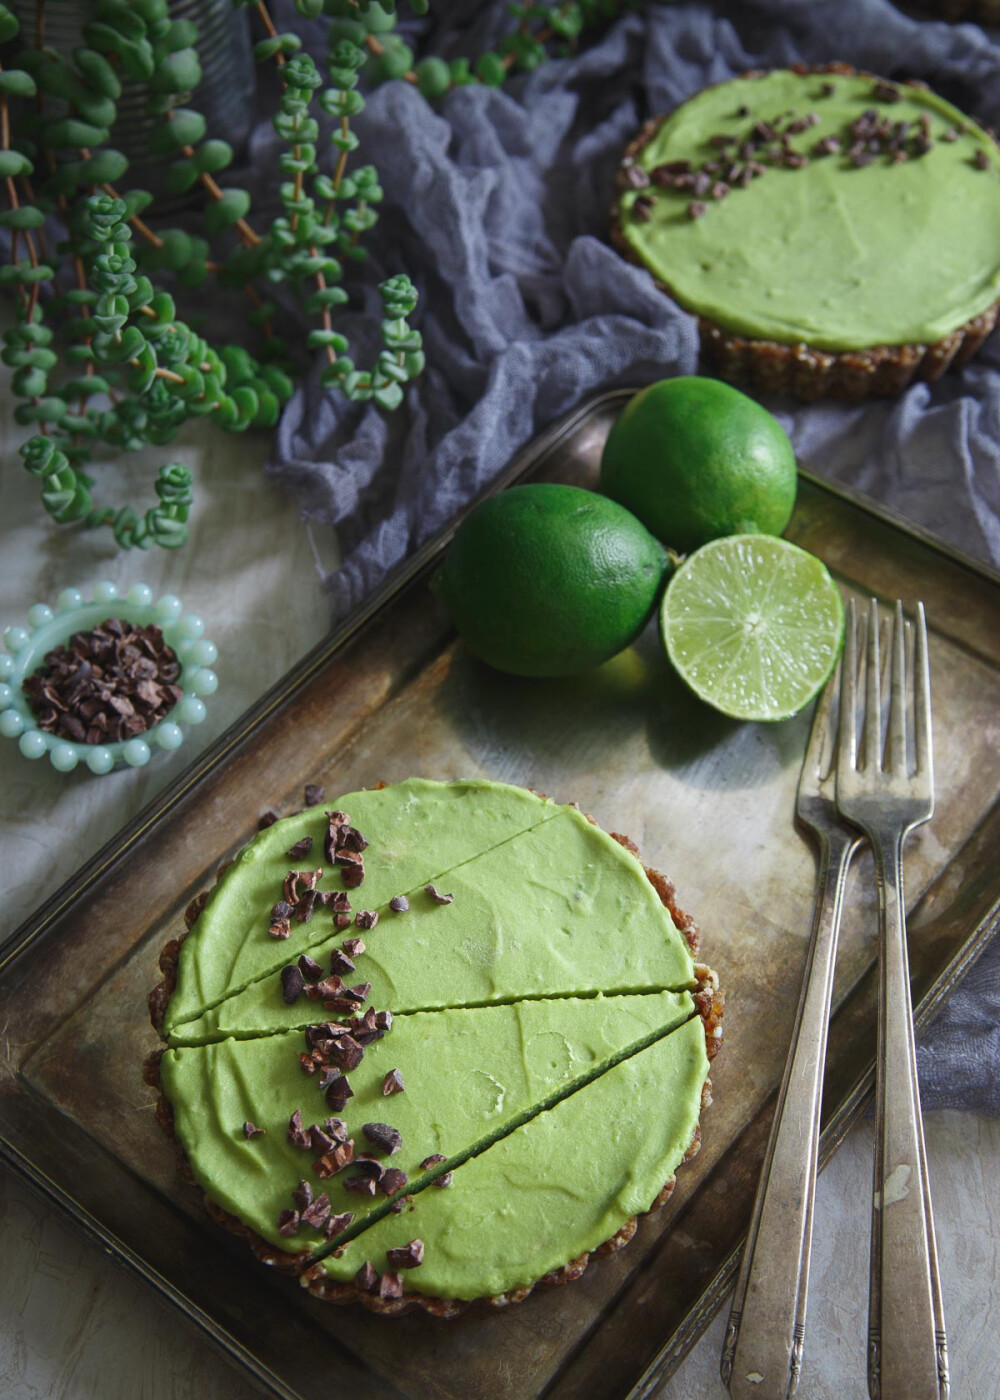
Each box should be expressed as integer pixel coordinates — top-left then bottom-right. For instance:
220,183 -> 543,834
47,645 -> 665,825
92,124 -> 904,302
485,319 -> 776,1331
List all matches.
268,0 -> 1000,1111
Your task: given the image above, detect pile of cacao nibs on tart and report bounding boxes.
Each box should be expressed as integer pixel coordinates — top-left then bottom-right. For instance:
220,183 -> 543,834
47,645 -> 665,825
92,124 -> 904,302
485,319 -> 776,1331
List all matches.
246,792 -> 463,1290
622,76 -> 992,224
22,617 -> 183,745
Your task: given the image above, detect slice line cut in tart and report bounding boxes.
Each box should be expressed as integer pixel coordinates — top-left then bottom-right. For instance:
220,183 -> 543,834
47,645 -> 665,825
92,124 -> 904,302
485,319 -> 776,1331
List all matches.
163,779 -> 567,1033
161,792 -> 700,1046
158,986 -> 710,1257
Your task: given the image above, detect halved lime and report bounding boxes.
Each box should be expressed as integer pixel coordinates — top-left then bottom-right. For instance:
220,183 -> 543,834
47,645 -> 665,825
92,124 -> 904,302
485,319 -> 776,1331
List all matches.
660,535 -> 845,721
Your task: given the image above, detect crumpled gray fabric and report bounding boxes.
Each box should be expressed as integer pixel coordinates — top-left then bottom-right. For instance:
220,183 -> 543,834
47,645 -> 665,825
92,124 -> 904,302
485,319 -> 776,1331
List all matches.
268,0 -> 1000,1111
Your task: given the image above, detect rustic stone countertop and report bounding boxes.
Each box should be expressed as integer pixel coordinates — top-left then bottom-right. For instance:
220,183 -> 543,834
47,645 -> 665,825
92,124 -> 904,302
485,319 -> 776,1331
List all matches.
1,376 -> 998,1400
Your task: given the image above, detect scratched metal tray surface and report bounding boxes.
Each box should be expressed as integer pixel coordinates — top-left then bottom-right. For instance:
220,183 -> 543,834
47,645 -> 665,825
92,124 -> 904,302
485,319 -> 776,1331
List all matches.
1,390 -> 999,1400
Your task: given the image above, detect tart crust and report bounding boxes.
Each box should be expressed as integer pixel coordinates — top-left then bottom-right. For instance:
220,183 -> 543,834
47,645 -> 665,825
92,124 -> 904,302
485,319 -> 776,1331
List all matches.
147,800 -> 724,1315
610,62 -> 1000,402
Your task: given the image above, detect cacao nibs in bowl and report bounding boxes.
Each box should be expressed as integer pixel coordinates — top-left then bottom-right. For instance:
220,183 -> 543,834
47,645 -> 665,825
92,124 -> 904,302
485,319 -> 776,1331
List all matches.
21,618 -> 183,745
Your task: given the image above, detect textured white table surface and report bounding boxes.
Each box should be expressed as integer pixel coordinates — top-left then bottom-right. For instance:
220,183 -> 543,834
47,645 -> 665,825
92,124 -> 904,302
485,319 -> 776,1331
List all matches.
1,378 -> 998,1400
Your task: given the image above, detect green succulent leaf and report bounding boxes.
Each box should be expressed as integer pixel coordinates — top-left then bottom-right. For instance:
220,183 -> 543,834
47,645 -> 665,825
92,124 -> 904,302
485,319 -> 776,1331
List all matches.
81,148 -> 130,183
193,139 -> 233,173
0,69 -> 37,98
203,187 -> 251,235
149,47 -> 202,94
72,45 -> 122,98
165,158 -> 199,195
0,149 -> 33,179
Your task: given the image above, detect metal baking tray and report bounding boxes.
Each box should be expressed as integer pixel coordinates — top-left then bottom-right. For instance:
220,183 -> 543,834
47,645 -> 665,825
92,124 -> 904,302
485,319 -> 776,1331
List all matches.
1,389 -> 998,1400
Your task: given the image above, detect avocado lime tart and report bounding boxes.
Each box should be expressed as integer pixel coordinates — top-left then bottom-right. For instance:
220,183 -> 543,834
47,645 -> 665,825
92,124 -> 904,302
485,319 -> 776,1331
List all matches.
613,64 -> 1000,400
147,778 -> 723,1315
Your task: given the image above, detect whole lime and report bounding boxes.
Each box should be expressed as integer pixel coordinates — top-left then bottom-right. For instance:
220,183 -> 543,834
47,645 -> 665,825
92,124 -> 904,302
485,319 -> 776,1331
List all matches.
431,483 -> 669,677
599,377 -> 797,553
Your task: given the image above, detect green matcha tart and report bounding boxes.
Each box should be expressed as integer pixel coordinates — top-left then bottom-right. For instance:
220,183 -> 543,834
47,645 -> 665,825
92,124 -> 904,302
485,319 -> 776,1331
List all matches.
148,778 -> 723,1314
613,64 -> 1000,400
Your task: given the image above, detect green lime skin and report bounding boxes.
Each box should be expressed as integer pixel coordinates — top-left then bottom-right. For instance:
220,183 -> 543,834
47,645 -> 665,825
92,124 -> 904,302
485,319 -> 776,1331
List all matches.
599,377 -> 798,554
431,483 -> 669,677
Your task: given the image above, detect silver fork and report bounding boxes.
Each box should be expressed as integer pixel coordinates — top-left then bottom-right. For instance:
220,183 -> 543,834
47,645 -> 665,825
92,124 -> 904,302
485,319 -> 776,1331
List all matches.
837,598 -> 948,1400
722,661 -> 862,1399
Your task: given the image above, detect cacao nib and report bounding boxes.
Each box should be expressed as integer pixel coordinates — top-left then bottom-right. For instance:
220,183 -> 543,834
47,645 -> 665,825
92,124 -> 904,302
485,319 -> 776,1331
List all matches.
386,1239 -> 424,1269
382,1068 -> 405,1096
362,1122 -> 402,1155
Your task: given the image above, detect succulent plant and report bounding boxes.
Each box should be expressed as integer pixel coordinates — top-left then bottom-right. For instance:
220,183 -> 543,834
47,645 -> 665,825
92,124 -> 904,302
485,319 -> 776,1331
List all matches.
0,0 -> 636,549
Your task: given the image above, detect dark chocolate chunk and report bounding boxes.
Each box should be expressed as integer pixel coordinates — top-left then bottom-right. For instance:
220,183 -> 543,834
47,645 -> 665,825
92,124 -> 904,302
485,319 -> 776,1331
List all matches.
354,1261 -> 379,1292
711,181 -> 730,199
346,982 -> 372,1003
326,891 -> 352,913
342,936 -> 365,957
304,784 -> 325,807
813,136 -> 841,156
268,915 -> 291,940
281,965 -> 306,1005
243,1121 -> 266,1140
363,1122 -> 402,1155
434,1172 -> 454,1188
324,1211 -> 354,1239
334,913 -> 352,929
287,837 -> 314,859
354,910 -> 379,930
323,1116 -> 349,1141
632,193 -> 655,222
388,895 -> 410,913
287,1109 -> 312,1150
340,854 -> 366,889
420,1154 -> 447,1170
386,1239 -> 424,1270
292,1178 -> 313,1211
974,148 -> 990,170
424,885 -> 454,906
375,1010 -> 394,1034
298,954 -> 324,982
382,1068 -> 405,1097
258,809 -> 280,830
818,81 -> 836,98
687,201 -> 707,220
277,1208 -> 301,1237
353,1007 -> 382,1046
379,1270 -> 404,1299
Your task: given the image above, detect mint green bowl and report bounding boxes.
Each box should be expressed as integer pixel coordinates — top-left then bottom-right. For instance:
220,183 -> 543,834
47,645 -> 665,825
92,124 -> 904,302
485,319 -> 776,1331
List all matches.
0,581 -> 218,775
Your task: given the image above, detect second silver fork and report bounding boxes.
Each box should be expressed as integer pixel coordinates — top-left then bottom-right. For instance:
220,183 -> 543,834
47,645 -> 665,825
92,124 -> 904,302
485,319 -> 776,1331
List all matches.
722,658 -> 861,1400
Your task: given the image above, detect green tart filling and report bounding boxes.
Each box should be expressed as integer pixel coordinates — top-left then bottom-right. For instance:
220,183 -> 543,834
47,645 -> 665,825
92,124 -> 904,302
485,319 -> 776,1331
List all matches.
169,805 -> 696,1047
165,779 -> 560,1033
156,778 -> 718,1303
314,1014 -> 709,1300
160,991 -> 698,1255
618,70 -> 1000,350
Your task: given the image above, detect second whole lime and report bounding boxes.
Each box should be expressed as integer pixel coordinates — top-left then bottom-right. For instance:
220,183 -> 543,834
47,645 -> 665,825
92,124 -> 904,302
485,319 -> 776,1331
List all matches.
599,377 -> 798,554
431,483 -> 669,677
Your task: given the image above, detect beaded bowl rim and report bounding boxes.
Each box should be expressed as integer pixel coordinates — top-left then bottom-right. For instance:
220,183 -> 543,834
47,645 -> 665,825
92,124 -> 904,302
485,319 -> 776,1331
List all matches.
0,580 -> 219,775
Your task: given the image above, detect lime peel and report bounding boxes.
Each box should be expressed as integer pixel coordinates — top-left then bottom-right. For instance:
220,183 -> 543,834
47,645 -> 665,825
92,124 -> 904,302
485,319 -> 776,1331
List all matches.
660,535 -> 845,722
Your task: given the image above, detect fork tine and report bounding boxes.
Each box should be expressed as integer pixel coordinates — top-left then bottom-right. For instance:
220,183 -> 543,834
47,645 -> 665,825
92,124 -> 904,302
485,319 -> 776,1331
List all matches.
914,602 -> 934,790
802,653 -> 839,785
863,598 -> 882,773
887,600 -> 907,775
838,598 -> 858,777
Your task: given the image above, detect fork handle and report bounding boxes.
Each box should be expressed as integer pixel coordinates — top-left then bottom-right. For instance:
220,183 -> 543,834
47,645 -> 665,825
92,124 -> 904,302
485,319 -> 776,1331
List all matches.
722,829 -> 857,1400
868,832 -> 948,1400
